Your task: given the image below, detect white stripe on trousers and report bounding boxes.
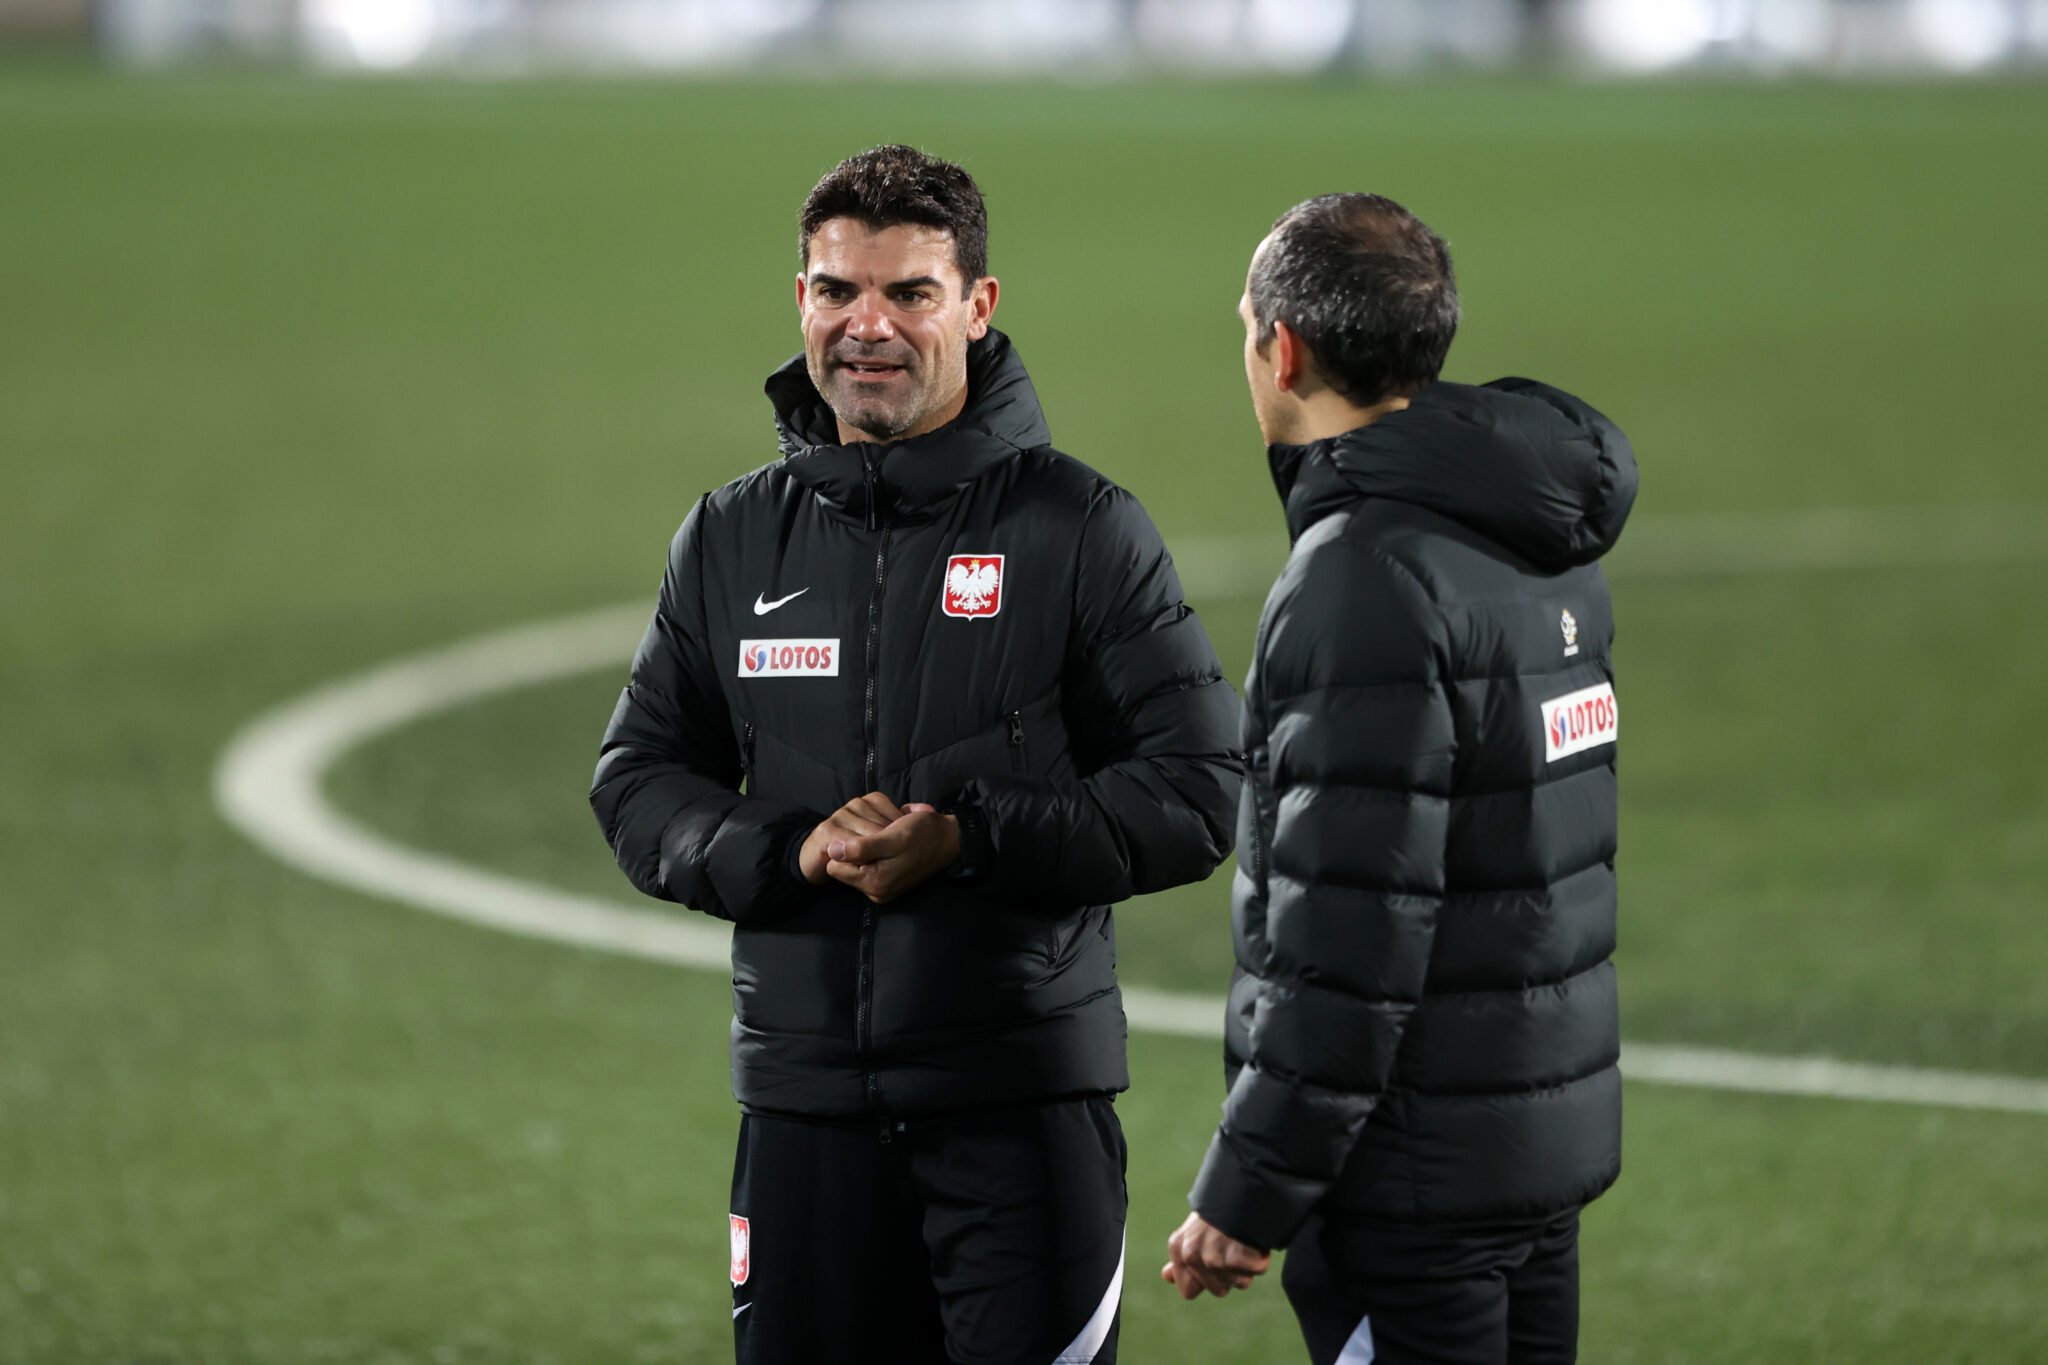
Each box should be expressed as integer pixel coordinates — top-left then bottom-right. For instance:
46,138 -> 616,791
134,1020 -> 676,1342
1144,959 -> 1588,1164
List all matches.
1052,1233 -> 1125,1364
1335,1314 -> 1376,1364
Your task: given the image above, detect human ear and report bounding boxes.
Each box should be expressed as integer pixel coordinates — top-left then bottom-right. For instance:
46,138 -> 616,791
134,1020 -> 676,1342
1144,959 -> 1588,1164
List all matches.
1273,321 -> 1305,394
966,276 -> 999,340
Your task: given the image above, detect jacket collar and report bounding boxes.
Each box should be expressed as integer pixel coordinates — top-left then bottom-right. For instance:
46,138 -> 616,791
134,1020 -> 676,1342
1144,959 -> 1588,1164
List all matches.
1267,378 -> 1639,572
766,329 -> 1051,527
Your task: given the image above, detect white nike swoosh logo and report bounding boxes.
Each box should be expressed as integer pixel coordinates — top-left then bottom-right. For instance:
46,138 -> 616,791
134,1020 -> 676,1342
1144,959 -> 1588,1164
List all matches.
733,1302 -> 752,1319
752,588 -> 808,615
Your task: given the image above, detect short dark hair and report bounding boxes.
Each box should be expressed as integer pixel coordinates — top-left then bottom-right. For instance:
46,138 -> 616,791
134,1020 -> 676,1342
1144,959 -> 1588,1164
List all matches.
1249,193 -> 1459,406
798,145 -> 988,295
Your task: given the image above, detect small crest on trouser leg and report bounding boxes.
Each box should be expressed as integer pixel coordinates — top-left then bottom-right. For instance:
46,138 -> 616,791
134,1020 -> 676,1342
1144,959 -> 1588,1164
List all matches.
729,1214 -> 751,1286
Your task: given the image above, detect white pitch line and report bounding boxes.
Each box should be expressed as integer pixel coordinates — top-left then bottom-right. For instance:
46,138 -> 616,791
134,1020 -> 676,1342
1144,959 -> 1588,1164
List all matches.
1171,503 -> 2048,599
1613,1045 -> 2048,1115
213,512 -> 2048,1119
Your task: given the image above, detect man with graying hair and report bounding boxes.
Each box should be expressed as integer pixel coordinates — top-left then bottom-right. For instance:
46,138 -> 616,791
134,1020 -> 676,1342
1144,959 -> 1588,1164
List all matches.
1164,193 -> 1637,1365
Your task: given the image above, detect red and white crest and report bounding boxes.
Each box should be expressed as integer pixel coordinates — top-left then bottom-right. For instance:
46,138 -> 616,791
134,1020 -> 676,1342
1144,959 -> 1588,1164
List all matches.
943,554 -> 1005,619
729,1214 -> 750,1285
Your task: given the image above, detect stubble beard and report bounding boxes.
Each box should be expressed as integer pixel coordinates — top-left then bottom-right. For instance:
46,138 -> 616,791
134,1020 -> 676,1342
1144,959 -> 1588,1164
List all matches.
838,384 -> 921,441
1250,385 -> 1299,447
811,353 -> 926,442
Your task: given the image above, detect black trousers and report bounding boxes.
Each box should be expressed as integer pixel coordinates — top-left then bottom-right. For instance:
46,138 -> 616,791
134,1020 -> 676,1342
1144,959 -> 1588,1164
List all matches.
728,1097 -> 1127,1365
1282,1209 -> 1581,1365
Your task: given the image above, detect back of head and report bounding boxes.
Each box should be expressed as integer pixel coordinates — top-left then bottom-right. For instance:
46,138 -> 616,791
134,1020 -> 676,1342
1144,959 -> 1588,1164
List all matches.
1250,193 -> 1460,406
798,144 -> 989,294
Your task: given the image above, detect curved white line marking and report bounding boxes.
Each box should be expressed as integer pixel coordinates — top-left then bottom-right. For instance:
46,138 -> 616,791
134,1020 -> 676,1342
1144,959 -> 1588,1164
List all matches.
214,516 -> 2048,1118
216,605 -> 732,971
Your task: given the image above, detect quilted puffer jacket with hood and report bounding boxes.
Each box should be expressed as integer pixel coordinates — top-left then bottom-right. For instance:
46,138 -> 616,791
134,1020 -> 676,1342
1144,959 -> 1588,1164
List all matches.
592,330 -> 1243,1120
1188,378 -> 1638,1246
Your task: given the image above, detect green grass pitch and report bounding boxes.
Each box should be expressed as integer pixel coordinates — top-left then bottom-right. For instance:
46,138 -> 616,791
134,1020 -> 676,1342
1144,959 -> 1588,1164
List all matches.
3,63 -> 2047,1361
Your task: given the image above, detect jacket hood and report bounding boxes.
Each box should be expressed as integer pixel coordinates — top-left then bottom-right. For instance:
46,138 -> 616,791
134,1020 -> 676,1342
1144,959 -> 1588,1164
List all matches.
1268,378 -> 1638,571
766,328 -> 1052,526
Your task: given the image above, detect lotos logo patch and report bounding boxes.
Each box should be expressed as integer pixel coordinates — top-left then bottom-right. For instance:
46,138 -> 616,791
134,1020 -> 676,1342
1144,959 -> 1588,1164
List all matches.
729,1214 -> 750,1285
737,638 -> 839,678
942,554 -> 1004,619
1541,681 -> 1618,762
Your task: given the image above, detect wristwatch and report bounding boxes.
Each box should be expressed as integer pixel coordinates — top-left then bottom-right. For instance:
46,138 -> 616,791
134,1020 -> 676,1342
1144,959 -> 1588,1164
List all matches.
945,803 -> 993,880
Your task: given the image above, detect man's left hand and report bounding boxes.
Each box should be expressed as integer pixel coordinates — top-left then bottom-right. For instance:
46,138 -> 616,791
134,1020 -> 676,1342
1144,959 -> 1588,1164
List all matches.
825,803 -> 961,904
1162,1212 -> 1271,1301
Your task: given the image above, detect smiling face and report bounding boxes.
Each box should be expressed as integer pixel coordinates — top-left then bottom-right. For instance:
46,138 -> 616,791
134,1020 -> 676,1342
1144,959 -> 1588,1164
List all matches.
797,218 -> 997,445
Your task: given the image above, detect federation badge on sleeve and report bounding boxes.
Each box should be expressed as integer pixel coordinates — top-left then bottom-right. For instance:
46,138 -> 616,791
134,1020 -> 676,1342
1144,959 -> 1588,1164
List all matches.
942,553 -> 1004,619
729,1214 -> 751,1286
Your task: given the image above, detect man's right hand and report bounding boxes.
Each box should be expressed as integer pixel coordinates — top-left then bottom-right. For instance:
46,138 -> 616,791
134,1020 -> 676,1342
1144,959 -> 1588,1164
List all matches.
798,793 -> 907,885
1162,1212 -> 1271,1300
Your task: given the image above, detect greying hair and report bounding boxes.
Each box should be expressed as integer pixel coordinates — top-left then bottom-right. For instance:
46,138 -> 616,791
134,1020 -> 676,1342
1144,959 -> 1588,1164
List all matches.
1250,193 -> 1459,406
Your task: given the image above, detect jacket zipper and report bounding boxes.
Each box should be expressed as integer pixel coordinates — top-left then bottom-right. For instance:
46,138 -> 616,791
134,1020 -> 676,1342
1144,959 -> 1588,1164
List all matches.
858,452 -> 889,1115
739,723 -> 755,791
1006,710 -> 1026,774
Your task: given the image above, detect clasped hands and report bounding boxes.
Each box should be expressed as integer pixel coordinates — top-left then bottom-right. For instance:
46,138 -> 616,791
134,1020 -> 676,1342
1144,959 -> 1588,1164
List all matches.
798,792 -> 961,903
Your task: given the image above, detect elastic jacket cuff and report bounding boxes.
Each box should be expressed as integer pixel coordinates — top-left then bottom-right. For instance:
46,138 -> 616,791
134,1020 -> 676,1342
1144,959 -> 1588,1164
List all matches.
780,824 -> 812,888
1187,1130 -> 1319,1252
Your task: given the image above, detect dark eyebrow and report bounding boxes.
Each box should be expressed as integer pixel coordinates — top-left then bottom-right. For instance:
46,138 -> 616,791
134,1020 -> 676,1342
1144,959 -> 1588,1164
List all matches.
806,273 -> 944,293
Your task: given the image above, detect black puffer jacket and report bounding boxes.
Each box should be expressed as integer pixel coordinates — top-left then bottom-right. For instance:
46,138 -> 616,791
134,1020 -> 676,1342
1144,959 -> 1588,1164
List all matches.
1189,379 -> 1637,1246
592,331 -> 1242,1119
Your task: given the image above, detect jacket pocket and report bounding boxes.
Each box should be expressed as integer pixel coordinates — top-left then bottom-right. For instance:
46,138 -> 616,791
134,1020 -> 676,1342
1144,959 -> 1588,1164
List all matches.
1006,710 -> 1027,775
1045,910 -> 1073,966
1042,906 -> 1099,967
1243,743 -> 1269,886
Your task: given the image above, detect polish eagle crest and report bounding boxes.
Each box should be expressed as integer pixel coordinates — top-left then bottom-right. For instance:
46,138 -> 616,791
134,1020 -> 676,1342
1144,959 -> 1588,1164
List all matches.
943,554 -> 1004,619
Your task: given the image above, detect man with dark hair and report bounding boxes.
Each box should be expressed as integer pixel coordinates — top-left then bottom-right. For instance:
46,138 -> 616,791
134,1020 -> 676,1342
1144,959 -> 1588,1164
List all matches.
592,144 -> 1241,1365
1162,193 -> 1638,1364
